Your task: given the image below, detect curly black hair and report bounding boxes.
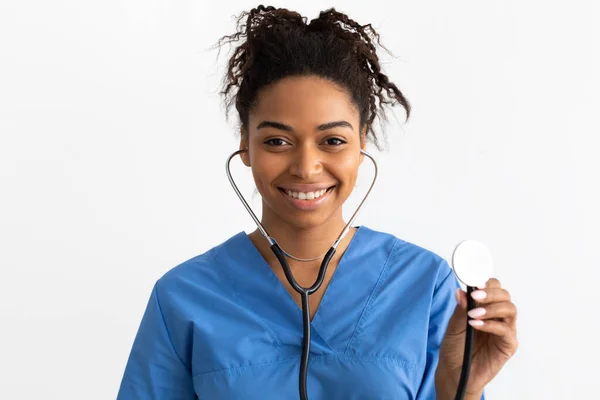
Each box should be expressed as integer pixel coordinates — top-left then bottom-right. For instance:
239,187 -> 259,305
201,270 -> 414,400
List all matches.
217,5 -> 410,150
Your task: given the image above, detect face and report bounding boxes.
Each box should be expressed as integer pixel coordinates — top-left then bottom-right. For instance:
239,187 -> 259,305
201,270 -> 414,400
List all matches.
239,75 -> 366,230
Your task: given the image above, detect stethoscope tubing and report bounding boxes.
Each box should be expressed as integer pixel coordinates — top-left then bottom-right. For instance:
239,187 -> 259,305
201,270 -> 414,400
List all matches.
271,243 -> 336,399
455,285 -> 476,400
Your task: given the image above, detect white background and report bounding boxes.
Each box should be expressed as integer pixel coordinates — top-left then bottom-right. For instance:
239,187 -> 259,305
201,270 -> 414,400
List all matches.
1,0 -> 598,398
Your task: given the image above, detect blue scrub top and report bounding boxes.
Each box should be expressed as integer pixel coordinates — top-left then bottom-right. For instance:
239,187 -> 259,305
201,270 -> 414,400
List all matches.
117,226 -> 485,399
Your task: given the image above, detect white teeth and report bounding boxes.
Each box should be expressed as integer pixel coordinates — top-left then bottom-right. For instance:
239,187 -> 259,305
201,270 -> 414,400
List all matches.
284,188 -> 329,200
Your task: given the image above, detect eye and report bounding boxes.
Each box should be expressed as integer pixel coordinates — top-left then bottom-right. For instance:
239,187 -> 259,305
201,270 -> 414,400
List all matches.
323,137 -> 347,146
264,138 -> 290,147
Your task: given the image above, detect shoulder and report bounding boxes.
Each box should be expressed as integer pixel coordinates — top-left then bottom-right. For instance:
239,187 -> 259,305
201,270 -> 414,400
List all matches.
360,225 -> 453,287
153,231 -> 246,306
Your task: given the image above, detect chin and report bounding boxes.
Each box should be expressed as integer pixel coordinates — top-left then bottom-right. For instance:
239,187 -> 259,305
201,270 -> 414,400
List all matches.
288,215 -> 331,230
264,203 -> 333,230
281,208 -> 343,231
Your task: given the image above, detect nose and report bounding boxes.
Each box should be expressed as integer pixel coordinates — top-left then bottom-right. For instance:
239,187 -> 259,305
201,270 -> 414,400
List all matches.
288,144 -> 323,180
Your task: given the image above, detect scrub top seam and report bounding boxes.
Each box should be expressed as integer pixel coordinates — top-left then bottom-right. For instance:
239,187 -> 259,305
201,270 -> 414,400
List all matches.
429,260 -> 459,320
191,353 -> 420,379
209,243 -> 283,347
435,261 -> 455,295
343,238 -> 401,355
153,281 -> 192,371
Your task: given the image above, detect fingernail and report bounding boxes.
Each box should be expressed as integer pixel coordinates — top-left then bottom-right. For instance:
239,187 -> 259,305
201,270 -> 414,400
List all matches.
471,290 -> 487,300
468,307 -> 487,318
469,319 -> 485,327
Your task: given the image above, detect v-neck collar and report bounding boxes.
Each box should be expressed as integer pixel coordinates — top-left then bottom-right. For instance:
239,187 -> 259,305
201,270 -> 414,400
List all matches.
218,225 -> 384,353
246,226 -> 363,321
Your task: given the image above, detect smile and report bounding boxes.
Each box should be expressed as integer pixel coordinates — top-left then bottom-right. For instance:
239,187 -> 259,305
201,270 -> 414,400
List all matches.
277,186 -> 336,210
281,187 -> 332,200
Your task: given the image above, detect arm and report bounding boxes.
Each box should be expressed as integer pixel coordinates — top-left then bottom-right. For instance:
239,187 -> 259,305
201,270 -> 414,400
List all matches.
117,283 -> 195,400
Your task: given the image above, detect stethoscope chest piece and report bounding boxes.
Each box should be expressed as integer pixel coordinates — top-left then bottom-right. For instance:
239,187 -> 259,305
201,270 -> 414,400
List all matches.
452,239 -> 494,289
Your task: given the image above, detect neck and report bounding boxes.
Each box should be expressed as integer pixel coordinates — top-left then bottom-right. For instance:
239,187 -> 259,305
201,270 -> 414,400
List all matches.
249,203 -> 353,267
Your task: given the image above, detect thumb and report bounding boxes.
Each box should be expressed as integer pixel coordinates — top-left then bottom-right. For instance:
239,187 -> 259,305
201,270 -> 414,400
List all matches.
446,288 -> 469,335
456,288 -> 468,310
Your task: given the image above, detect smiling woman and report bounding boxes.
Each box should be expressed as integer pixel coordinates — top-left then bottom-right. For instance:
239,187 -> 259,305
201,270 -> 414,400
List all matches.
116,5 -> 517,400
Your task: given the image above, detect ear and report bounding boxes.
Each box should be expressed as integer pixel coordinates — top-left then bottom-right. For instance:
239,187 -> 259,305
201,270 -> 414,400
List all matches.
239,127 -> 251,167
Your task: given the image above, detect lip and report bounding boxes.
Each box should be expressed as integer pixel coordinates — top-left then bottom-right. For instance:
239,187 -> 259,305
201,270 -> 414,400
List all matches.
278,186 -> 335,211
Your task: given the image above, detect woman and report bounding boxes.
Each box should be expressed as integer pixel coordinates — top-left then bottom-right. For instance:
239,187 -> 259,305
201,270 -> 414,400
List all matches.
117,6 -> 517,399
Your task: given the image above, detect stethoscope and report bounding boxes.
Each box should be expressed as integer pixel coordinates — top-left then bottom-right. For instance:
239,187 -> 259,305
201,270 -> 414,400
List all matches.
226,147 -> 493,400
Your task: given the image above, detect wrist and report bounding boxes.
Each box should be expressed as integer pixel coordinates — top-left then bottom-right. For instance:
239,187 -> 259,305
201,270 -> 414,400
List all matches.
434,365 -> 456,400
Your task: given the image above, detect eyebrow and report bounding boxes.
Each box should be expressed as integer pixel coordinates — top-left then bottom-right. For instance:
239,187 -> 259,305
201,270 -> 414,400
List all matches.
256,120 -> 354,131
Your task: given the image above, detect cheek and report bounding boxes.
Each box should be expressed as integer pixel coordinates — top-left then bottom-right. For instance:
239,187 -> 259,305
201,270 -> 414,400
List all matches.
250,160 -> 281,195
251,167 -> 269,193
332,158 -> 361,193
341,152 -> 362,175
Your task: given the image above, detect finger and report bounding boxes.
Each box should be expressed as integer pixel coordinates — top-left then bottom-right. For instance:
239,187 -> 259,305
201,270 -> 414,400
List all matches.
468,319 -> 519,352
470,287 -> 511,305
479,277 -> 502,290
467,301 -> 517,323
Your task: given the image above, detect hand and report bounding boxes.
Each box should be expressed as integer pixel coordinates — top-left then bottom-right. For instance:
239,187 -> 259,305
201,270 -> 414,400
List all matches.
435,278 -> 518,397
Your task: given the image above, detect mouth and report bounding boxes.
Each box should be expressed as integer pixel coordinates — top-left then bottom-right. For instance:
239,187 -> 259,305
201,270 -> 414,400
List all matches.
277,185 -> 336,210
277,186 -> 336,200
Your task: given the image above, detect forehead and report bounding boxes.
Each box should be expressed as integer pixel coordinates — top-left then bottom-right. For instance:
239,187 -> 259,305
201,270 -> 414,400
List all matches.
249,76 -> 359,126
